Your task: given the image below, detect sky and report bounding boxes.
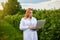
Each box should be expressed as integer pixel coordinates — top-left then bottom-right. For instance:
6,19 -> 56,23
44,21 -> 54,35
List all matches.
0,0 -> 60,10
0,0 -> 7,10
19,0 -> 60,10
18,0 -> 49,3
0,3 -> 3,10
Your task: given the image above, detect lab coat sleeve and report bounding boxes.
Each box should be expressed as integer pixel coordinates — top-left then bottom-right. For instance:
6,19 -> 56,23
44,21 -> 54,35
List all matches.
19,18 -> 29,30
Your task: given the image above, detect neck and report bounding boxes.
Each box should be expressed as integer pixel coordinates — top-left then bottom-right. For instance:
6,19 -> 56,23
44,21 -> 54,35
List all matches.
24,17 -> 32,19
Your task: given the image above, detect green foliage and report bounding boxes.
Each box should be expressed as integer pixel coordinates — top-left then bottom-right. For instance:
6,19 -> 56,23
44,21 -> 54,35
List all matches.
3,14 -> 23,40
0,20 -> 22,40
2,0 -> 21,15
18,9 -> 26,15
33,9 -> 60,40
0,10 -> 3,19
4,14 -> 23,30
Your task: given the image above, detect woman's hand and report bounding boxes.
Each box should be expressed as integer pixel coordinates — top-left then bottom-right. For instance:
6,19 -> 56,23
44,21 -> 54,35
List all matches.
29,26 -> 41,30
29,26 -> 40,31
29,26 -> 35,29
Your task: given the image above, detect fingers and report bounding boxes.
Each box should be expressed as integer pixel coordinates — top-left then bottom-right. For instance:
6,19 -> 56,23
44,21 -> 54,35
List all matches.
29,26 -> 35,29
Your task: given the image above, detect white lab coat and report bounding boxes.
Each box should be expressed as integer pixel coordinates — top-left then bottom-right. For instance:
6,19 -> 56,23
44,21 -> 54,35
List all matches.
19,17 -> 38,40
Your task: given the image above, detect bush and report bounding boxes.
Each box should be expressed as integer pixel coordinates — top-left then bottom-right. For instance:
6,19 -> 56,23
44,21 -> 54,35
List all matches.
0,20 -> 22,40
33,9 -> 60,40
4,14 -> 23,30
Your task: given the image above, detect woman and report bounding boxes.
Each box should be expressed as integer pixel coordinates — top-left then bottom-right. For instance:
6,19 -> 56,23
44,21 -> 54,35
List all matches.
19,8 -> 39,40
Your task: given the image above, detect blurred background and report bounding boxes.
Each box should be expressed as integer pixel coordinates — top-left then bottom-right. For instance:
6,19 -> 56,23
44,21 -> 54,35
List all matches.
0,0 -> 60,40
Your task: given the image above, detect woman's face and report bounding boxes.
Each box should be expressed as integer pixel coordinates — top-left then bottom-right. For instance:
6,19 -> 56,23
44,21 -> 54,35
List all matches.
29,11 -> 33,17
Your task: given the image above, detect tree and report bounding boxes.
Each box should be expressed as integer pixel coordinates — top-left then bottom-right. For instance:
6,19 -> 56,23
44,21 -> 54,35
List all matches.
3,0 -> 22,15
